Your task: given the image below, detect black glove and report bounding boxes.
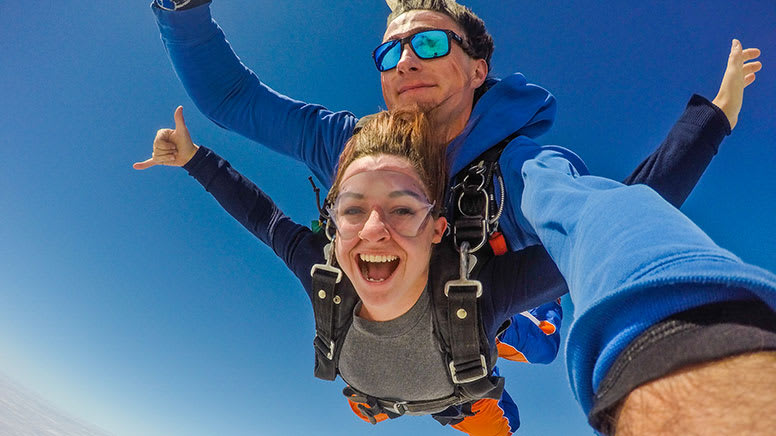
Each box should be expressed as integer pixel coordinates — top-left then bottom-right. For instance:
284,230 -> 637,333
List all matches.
153,0 -> 210,11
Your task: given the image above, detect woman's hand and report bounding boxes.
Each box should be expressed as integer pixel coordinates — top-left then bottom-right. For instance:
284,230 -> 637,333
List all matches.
134,106 -> 199,170
712,39 -> 762,130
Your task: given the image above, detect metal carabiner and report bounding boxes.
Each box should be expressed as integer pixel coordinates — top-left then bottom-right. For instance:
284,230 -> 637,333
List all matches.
310,241 -> 343,283
444,241 -> 483,297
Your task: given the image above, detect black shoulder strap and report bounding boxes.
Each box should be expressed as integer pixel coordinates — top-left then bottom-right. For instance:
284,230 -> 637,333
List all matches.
427,134 -> 519,399
310,240 -> 359,381
429,241 -> 504,400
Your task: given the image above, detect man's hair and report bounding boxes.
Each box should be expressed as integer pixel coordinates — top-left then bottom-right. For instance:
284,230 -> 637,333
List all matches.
386,0 -> 494,71
327,110 -> 447,215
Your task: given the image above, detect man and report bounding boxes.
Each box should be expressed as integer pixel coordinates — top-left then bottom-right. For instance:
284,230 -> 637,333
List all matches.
149,1 -> 775,434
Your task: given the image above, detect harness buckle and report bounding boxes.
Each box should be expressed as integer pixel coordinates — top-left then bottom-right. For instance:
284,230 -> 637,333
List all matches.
456,189 -> 489,219
461,161 -> 487,191
454,183 -> 490,253
389,401 -> 409,415
445,241 -> 483,297
444,279 -> 483,298
314,334 -> 336,360
452,217 -> 488,254
310,242 -> 342,283
309,263 -> 343,283
449,354 -> 488,384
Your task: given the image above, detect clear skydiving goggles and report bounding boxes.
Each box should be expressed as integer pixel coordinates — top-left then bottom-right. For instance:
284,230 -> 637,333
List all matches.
325,170 -> 437,240
372,28 -> 472,72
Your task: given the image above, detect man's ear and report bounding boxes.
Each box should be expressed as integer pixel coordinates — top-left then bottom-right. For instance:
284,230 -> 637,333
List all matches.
431,216 -> 448,244
470,58 -> 488,89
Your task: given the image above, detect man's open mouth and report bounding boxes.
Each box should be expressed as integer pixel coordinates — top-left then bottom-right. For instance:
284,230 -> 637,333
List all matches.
358,254 -> 400,283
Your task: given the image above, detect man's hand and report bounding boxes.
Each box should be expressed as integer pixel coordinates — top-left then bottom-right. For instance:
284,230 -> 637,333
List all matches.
712,39 -> 762,130
134,106 -> 198,170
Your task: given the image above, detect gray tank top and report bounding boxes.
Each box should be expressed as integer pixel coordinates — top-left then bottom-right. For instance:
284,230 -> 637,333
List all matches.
338,289 -> 455,409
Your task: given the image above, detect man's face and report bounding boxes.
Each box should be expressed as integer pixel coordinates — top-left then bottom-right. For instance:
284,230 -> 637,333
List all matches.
380,10 -> 487,118
333,154 -> 447,321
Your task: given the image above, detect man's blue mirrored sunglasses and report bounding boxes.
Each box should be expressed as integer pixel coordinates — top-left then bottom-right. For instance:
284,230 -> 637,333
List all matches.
372,29 -> 467,72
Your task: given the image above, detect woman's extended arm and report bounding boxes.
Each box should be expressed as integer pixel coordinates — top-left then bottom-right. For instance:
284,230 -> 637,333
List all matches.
134,106 -> 325,292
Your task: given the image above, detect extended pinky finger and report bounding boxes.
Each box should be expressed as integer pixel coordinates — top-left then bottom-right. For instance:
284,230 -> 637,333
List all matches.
744,73 -> 757,87
133,158 -> 156,170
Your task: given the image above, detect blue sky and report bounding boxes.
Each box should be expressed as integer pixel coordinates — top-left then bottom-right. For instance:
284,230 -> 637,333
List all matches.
1,1 -> 774,435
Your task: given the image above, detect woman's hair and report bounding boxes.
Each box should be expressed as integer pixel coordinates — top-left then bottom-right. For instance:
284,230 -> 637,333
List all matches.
326,110 -> 447,216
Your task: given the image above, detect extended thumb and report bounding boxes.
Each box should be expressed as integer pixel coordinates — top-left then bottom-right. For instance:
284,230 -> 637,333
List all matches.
174,106 -> 188,134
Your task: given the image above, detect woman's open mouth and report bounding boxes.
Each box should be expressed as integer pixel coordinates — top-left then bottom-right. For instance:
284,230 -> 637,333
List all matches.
358,254 -> 400,283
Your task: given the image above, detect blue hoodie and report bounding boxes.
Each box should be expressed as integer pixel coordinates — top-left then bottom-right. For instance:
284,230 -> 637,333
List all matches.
152,2 -> 776,420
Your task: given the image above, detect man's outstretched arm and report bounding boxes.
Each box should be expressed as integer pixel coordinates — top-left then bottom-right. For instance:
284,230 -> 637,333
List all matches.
151,1 -> 357,186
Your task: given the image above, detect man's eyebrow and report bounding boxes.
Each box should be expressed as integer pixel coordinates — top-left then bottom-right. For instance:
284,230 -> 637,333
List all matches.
385,26 -> 437,41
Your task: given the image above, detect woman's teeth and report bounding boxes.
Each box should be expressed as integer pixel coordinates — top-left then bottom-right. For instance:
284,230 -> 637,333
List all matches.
359,254 -> 398,263
359,254 -> 399,282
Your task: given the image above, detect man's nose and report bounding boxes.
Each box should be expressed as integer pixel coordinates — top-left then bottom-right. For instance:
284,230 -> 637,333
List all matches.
358,210 -> 390,241
396,43 -> 421,73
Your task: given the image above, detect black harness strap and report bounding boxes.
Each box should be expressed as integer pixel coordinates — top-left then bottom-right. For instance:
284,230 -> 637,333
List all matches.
446,280 -> 487,384
438,134 -> 517,399
432,244 -> 504,401
443,242 -> 488,387
311,242 -> 343,381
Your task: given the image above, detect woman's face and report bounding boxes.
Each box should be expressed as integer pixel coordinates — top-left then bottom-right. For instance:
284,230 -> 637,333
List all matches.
332,154 -> 447,321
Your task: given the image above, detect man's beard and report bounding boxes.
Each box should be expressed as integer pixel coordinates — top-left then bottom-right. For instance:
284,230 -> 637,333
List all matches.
391,100 -> 454,144
407,88 -> 472,142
